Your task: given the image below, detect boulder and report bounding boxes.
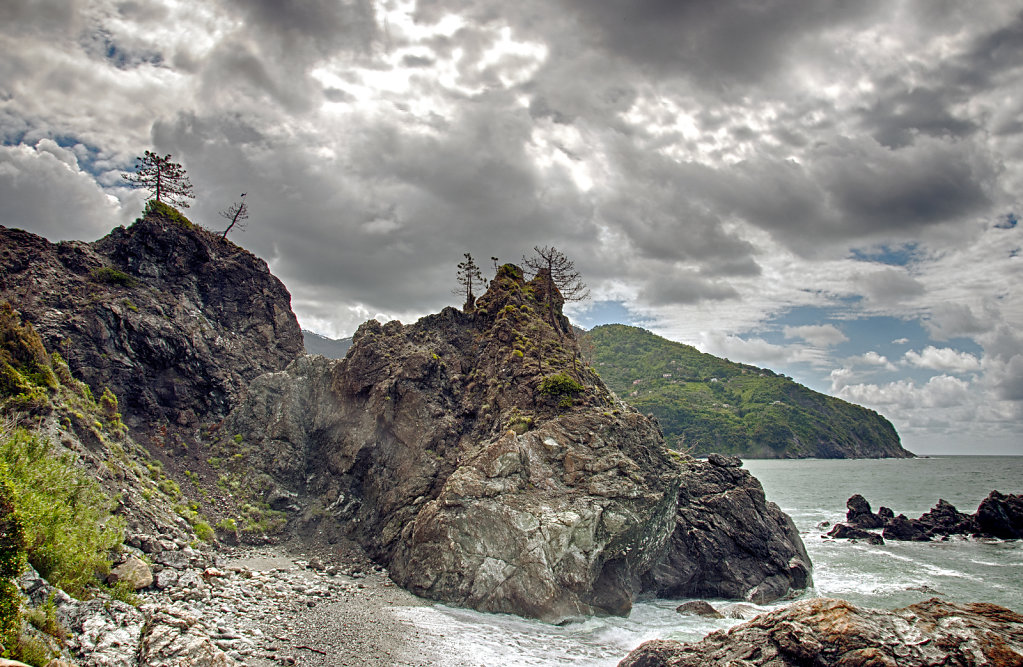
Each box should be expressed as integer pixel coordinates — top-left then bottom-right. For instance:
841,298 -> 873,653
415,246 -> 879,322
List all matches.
975,490 -> 1023,539
108,556 -> 153,590
619,597 -> 1023,666
675,601 -> 723,618
827,523 -> 882,543
845,493 -> 884,529
882,514 -> 931,542
916,499 -> 977,537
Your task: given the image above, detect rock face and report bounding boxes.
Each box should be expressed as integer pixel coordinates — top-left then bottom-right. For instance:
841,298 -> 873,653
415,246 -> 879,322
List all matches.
0,206 -> 302,434
641,453 -> 812,604
223,265 -> 812,622
619,597 -> 1023,667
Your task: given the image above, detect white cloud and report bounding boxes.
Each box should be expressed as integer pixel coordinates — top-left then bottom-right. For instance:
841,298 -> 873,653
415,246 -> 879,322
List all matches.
835,374 -> 971,410
856,351 -> 896,370
783,324 -> 848,347
904,346 -> 981,375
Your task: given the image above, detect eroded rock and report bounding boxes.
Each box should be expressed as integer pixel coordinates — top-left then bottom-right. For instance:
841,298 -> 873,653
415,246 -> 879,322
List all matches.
620,597 -> 1023,666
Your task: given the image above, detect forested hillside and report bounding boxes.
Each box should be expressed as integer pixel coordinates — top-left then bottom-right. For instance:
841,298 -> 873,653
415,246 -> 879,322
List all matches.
584,324 -> 912,459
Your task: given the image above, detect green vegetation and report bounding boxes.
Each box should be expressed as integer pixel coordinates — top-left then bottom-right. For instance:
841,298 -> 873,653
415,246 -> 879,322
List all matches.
583,324 -> 905,458
145,199 -> 194,227
0,427 -> 125,599
539,373 -> 585,408
89,266 -> 138,288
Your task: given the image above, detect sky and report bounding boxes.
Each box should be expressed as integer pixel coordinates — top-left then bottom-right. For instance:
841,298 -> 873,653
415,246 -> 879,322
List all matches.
1,1 -> 1021,455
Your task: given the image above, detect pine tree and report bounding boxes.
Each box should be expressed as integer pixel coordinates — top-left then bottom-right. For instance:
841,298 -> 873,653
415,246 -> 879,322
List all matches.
454,252 -> 485,312
122,151 -> 195,208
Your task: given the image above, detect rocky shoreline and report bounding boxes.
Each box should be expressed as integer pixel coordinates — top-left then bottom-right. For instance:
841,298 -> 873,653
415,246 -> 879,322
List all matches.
21,537 -> 460,667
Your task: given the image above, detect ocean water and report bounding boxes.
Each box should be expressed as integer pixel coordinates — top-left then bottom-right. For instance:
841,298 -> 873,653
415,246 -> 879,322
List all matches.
396,456 -> 1023,666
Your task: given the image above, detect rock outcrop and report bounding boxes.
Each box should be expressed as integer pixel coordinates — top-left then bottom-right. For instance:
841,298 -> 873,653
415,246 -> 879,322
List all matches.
221,265 -> 812,622
641,453 -> 811,604
827,492 -> 1023,543
0,204 -> 303,435
619,597 -> 1023,667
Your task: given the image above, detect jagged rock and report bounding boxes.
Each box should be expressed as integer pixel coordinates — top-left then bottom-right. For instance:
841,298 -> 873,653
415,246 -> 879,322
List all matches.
108,556 -> 153,590
827,523 -> 883,544
976,490 -> 1023,539
675,601 -> 722,618
916,499 -> 977,537
58,598 -> 145,667
877,505 -> 894,520
706,453 -> 741,468
0,211 -> 302,435
224,264 -> 812,621
641,458 -> 812,604
139,604 -> 237,667
845,494 -> 884,529
882,514 -> 931,542
619,597 -> 1023,666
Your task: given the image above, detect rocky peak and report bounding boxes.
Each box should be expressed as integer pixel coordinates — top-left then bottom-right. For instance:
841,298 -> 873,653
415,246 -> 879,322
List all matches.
0,203 -> 303,435
223,262 -> 811,622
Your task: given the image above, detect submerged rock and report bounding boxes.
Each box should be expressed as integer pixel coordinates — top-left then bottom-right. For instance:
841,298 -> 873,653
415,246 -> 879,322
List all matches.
619,597 -> 1023,666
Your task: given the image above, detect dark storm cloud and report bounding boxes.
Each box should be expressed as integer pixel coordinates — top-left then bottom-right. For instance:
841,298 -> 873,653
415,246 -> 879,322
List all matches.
222,0 -> 378,56
857,84 -> 978,149
561,0 -> 881,87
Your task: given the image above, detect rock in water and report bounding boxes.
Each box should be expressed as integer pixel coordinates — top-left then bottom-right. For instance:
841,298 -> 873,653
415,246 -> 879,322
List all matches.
976,490 -> 1023,539
640,456 -> 812,604
225,264 -> 812,621
619,597 -> 1023,666
845,493 -> 884,529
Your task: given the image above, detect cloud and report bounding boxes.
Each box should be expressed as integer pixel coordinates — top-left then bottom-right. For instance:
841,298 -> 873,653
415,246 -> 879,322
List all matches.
0,140 -> 134,240
783,324 -> 848,347
856,351 -> 896,370
835,374 -> 971,410
857,267 -> 926,306
904,346 -> 981,375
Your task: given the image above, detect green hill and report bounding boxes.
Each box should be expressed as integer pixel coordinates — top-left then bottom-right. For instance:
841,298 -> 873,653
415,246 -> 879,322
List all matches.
582,324 -> 912,459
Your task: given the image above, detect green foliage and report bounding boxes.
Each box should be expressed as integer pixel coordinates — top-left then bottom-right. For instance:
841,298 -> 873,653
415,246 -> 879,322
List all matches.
0,427 -> 124,599
193,520 -> 215,543
145,199 -> 194,227
89,266 -> 138,288
538,373 -> 584,398
0,475 -> 25,658
584,324 -> 904,458
215,518 -> 237,533
158,478 -> 181,499
25,592 -> 67,640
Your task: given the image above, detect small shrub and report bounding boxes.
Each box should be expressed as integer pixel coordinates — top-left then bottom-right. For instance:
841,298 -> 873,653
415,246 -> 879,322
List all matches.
193,520 -> 215,543
158,478 -> 181,500
90,267 -> 137,288
215,518 -> 237,533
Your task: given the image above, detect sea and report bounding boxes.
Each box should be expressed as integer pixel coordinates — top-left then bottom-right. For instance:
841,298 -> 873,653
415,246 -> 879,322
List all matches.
396,456 -> 1023,666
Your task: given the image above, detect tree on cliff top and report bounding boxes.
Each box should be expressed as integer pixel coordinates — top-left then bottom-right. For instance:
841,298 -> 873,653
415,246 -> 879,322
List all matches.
220,194 -> 249,239
453,252 -> 486,311
122,151 -> 195,208
523,246 -> 590,303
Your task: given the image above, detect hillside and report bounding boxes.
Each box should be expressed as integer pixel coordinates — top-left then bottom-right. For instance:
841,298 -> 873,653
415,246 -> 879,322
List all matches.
583,324 -> 912,459
302,330 -> 353,358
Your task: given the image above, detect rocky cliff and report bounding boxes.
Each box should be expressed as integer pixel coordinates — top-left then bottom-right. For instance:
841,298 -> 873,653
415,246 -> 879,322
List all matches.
0,202 -> 303,436
220,265 -> 812,622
